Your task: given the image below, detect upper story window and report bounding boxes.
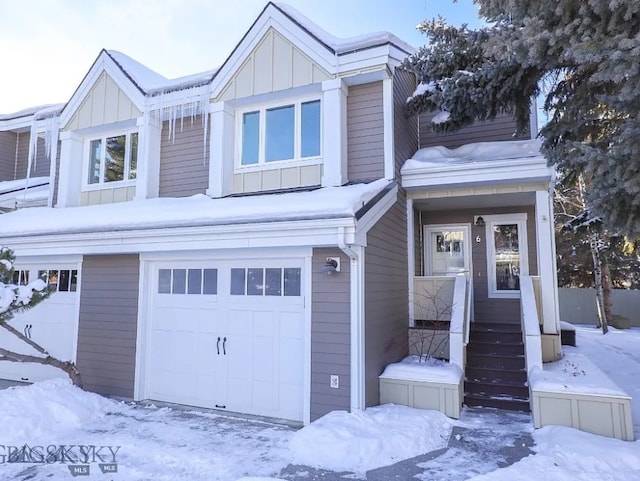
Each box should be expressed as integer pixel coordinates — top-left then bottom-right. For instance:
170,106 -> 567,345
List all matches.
239,99 -> 321,167
87,131 -> 138,185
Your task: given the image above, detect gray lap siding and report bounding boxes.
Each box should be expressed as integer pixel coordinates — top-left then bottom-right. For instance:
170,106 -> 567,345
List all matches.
310,248 -> 351,420
76,254 -> 140,398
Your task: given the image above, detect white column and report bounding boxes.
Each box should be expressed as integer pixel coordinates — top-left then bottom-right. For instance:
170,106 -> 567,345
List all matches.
321,78 -> 348,187
207,101 -> 235,198
56,131 -> 83,207
535,190 -> 560,334
382,77 -> 395,180
407,197 -> 415,326
135,115 -> 162,200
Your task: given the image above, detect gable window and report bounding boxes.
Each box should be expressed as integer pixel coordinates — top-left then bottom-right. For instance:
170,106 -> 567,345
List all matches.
239,99 -> 321,167
87,131 -> 138,185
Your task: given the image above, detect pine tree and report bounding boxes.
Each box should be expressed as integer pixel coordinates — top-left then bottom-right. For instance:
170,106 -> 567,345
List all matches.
0,247 -> 82,385
405,1 -> 640,236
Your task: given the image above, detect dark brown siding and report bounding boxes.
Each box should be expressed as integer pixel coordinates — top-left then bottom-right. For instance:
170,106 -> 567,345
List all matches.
77,255 -> 139,398
310,248 -> 351,420
159,116 -> 209,197
364,195 -> 409,406
347,82 -> 385,182
418,111 -> 530,150
15,133 -> 50,179
0,131 -> 16,181
417,206 -> 538,323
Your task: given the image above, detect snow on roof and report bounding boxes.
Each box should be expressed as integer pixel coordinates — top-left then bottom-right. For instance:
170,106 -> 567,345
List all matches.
0,104 -> 65,121
275,3 -> 415,55
0,177 -> 49,196
403,139 -> 544,171
106,50 -> 216,95
0,179 -> 391,238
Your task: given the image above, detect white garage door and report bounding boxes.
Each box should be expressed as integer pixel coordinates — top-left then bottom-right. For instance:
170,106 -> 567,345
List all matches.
0,264 -> 80,383
145,259 -> 305,422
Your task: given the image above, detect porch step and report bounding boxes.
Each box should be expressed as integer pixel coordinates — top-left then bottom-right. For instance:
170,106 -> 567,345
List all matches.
464,321 -> 530,413
464,393 -> 531,412
466,353 -> 526,370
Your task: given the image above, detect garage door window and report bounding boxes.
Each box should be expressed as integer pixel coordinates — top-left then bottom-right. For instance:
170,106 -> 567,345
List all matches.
158,268 -> 218,295
230,267 -> 301,296
38,269 -> 78,292
11,270 -> 30,285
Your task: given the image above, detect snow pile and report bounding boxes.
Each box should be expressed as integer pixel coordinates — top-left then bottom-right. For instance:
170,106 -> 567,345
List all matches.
290,404 -> 453,474
380,355 -> 463,384
529,348 -> 628,397
0,179 -> 392,238
0,378 -> 122,444
0,176 -> 49,195
468,426 -> 640,481
403,139 -> 544,170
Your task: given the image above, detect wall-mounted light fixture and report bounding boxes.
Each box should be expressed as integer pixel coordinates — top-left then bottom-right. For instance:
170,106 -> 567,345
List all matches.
474,215 -> 485,226
322,257 -> 340,275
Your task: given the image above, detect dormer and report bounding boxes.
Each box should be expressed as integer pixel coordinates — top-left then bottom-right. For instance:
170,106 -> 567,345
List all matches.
55,50 -> 212,208
207,2 -> 412,197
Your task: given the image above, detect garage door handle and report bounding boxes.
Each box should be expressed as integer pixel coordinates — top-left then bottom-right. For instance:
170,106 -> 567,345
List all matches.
223,337 -> 227,355
216,337 -> 221,355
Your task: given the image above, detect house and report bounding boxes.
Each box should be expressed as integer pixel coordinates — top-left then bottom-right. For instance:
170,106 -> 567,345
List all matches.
0,2 -> 561,425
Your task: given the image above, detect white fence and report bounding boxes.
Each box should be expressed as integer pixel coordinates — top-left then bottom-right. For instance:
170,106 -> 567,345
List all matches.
559,288 -> 640,326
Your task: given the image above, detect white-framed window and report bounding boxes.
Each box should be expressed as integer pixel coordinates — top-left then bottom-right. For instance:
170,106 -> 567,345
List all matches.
85,130 -> 138,186
485,214 -> 529,298
237,98 -> 321,168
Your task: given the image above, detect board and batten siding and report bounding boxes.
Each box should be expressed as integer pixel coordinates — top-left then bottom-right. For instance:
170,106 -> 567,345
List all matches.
76,255 -> 140,398
159,117 -> 210,197
310,248 -> 351,420
364,194 -> 409,406
0,131 -> 16,181
417,206 -> 537,323
347,82 -> 385,182
418,111 -> 530,150
15,133 -> 50,179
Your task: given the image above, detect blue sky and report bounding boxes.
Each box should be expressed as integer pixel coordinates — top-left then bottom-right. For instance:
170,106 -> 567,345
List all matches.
0,0 -> 482,113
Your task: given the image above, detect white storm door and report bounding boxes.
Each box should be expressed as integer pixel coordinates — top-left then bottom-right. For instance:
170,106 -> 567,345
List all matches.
485,214 -> 529,298
424,224 -> 472,276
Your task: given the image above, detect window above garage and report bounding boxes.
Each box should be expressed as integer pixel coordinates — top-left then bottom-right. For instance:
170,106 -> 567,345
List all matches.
85,130 -> 138,187
238,98 -> 321,168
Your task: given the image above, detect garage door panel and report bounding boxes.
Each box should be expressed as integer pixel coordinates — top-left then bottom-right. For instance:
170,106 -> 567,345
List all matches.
146,260 -> 305,422
0,265 -> 80,383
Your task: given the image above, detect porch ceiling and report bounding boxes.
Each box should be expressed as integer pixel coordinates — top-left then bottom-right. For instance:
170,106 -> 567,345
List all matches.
413,191 -> 536,211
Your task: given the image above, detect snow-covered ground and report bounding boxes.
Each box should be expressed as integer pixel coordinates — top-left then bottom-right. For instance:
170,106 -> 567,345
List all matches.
0,325 -> 639,481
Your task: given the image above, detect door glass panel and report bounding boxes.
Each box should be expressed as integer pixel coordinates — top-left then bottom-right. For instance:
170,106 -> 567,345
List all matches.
247,268 -> 264,296
430,230 -> 465,275
203,269 -> 218,295
265,268 -> 282,296
230,268 -> 246,295
284,268 -> 301,296
187,269 -> 202,295
494,224 -> 520,290
172,269 -> 186,294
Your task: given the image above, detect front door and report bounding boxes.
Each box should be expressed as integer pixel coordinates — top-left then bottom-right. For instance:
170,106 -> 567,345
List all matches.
485,215 -> 529,299
424,224 -> 472,276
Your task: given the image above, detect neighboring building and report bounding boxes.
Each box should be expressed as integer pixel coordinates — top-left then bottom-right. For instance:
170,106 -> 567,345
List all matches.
0,2 -> 559,424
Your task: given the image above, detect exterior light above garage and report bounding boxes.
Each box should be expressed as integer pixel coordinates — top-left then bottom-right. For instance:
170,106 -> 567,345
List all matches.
322,257 -> 340,275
